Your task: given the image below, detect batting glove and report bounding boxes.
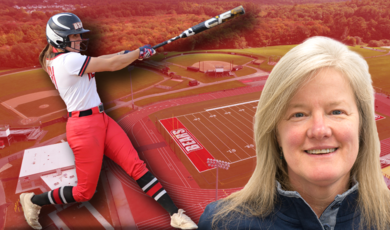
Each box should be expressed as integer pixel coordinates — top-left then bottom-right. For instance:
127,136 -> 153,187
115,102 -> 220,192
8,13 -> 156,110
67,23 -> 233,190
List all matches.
138,45 -> 156,60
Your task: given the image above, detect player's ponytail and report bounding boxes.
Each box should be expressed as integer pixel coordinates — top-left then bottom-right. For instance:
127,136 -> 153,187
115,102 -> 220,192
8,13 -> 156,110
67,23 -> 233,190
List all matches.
38,44 -> 54,72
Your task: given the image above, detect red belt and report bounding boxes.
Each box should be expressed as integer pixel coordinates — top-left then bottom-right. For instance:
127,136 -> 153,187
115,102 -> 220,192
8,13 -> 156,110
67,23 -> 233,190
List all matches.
69,104 -> 104,117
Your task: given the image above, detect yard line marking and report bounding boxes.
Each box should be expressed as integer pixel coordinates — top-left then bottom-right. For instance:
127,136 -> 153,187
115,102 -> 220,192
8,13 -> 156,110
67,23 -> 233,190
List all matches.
183,115 -> 232,162
205,100 -> 259,111
241,104 -> 258,118
228,155 -> 257,164
213,110 -> 253,140
197,113 -> 243,159
202,112 -> 252,158
174,111 -> 203,119
225,106 -> 253,124
234,104 -> 257,121
219,108 -> 253,131
191,112 -> 240,161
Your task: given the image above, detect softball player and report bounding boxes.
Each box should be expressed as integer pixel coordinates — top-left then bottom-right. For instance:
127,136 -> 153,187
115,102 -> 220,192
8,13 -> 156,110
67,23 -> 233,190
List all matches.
19,13 -> 197,230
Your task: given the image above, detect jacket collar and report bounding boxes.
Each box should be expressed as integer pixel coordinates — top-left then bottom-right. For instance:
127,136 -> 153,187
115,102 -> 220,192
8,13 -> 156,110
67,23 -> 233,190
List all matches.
275,180 -> 359,229
276,180 -> 359,201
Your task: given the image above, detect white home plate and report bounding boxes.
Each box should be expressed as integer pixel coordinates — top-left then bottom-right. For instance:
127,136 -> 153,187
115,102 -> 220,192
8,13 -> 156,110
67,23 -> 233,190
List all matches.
191,61 -> 237,71
375,114 -> 385,121
39,104 -> 49,109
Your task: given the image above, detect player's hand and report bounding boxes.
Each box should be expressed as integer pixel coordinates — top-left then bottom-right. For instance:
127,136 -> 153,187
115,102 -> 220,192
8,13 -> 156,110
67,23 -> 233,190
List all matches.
138,45 -> 156,60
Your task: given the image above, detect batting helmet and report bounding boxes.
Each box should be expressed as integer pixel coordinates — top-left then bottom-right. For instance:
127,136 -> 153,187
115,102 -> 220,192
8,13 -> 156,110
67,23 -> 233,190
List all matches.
46,13 -> 90,51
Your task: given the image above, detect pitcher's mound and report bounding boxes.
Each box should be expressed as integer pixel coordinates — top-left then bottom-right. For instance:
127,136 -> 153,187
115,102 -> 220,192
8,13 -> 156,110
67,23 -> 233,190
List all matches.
192,61 -> 238,72
39,104 -> 49,109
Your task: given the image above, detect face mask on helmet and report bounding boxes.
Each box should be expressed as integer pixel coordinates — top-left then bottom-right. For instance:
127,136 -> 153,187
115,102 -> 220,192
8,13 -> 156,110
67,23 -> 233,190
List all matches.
59,36 -> 89,52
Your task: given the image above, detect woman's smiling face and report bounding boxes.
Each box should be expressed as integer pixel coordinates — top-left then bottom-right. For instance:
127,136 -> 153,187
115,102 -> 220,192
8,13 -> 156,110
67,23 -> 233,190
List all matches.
276,67 -> 360,188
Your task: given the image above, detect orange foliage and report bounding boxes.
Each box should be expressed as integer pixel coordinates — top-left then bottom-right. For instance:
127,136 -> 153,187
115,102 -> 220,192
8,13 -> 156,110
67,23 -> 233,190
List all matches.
1,0 -> 390,69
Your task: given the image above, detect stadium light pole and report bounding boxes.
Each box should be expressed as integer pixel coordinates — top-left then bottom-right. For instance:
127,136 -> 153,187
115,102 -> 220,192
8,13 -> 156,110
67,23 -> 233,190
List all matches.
207,158 -> 230,201
128,65 -> 135,109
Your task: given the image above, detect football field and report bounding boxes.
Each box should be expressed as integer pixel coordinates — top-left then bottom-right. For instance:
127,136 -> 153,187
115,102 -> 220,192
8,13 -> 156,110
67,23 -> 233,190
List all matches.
159,99 -> 259,186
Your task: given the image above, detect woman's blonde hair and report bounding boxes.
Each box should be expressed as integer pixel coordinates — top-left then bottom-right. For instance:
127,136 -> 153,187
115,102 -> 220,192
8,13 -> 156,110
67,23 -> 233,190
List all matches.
212,36 -> 390,229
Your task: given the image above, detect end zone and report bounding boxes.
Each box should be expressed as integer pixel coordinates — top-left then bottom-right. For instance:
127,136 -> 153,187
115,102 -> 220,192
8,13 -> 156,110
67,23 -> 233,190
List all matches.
159,117 -> 215,172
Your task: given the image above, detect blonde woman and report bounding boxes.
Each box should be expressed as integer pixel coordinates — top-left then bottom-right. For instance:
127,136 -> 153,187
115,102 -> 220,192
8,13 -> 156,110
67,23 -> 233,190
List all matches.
198,36 -> 390,230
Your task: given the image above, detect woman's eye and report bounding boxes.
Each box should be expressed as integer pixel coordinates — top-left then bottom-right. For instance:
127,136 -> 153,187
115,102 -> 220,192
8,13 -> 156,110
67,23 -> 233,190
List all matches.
293,113 -> 304,118
332,110 -> 342,115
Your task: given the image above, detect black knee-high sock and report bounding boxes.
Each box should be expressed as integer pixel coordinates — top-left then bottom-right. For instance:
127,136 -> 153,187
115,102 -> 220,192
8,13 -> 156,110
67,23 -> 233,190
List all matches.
136,172 -> 179,216
31,186 -> 76,206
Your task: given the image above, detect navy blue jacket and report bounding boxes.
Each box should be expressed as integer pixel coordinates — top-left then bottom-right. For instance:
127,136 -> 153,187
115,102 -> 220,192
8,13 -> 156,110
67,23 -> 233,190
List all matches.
198,182 -> 363,230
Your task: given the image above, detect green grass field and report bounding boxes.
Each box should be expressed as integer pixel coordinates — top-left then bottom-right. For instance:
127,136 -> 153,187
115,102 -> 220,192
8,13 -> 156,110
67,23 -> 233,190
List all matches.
0,104 -> 19,123
1,46 -> 388,128
40,122 -> 66,143
152,46 -> 387,79
366,55 -> 390,91
0,69 -> 14,73
15,96 -> 66,118
0,141 -> 36,158
367,47 -> 390,52
218,46 -> 386,72
259,62 -> 277,72
144,79 -> 189,94
218,46 -> 296,59
121,79 -> 191,102
150,52 -> 183,61
235,67 -> 258,77
0,67 -> 165,104
106,106 -> 133,120
40,110 -> 68,123
215,46 -> 295,72
150,90 -> 263,121
217,45 -> 385,59
247,63 -> 265,70
157,49 -> 267,61
123,87 -> 166,102
348,47 -> 388,57
0,69 -> 54,101
135,81 -> 247,107
164,53 -> 253,66
159,79 -> 185,87
103,102 -> 116,110
167,65 -> 234,83
96,67 -> 165,103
